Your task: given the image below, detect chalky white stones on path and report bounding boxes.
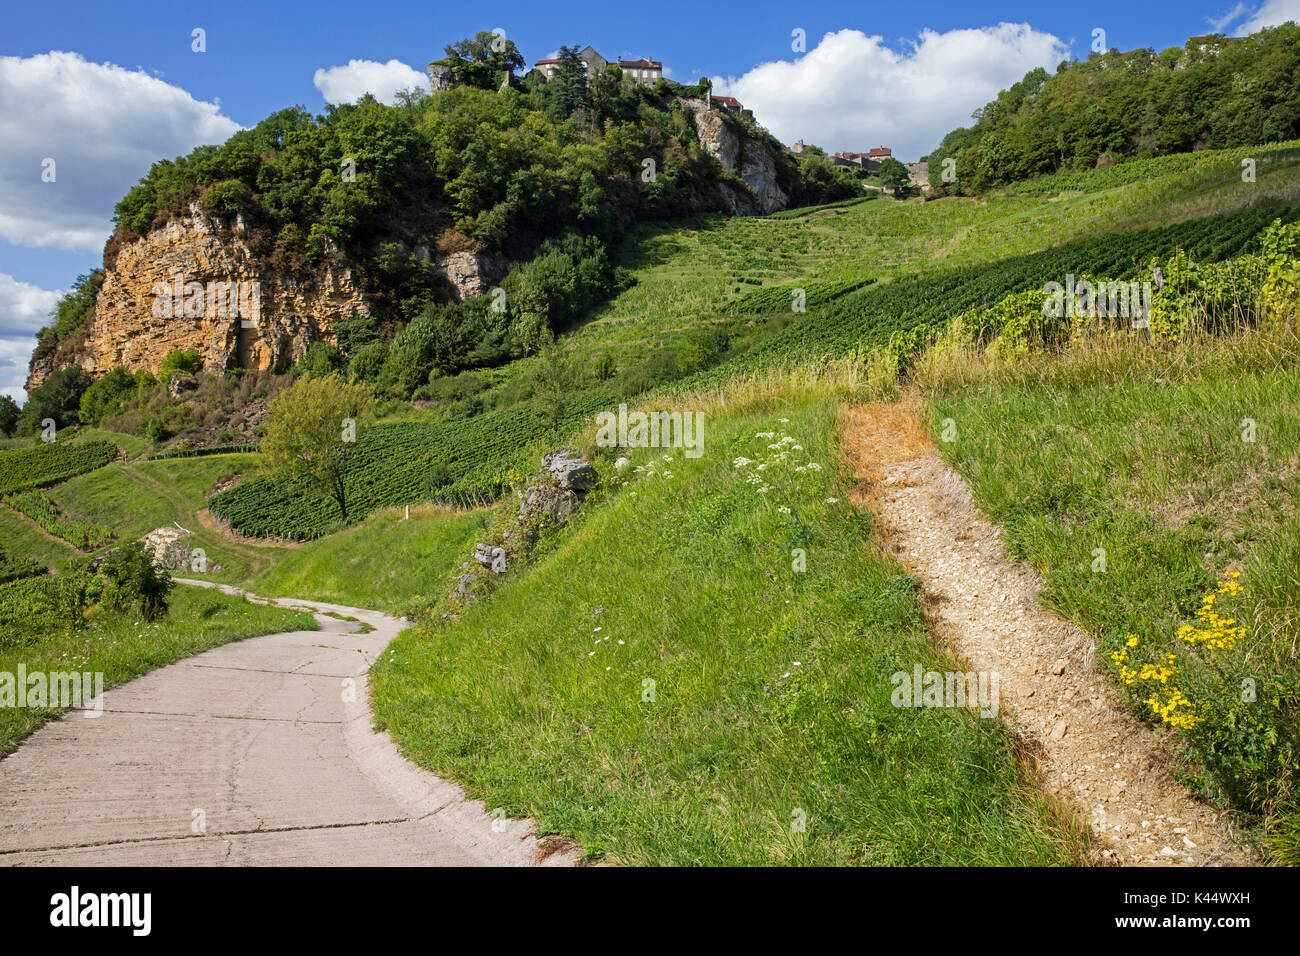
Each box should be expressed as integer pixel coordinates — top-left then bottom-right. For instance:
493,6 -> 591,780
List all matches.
0,581 -> 575,867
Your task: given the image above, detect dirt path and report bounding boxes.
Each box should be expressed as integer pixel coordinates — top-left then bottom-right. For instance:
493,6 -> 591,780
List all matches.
843,402 -> 1254,866
0,582 -> 575,866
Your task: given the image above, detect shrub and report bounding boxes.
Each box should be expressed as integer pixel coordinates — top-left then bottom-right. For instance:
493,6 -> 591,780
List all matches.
0,396 -> 19,437
199,179 -> 252,217
348,342 -> 388,384
98,542 -> 173,621
16,365 -> 92,434
331,314 -> 381,355
158,349 -> 202,376
78,366 -> 139,425
292,341 -> 346,379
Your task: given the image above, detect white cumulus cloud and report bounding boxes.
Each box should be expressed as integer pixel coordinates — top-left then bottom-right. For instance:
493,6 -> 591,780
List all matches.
0,273 -> 64,402
1209,3 -> 1250,31
0,51 -> 242,252
1236,0 -> 1300,33
715,25 -> 1070,161
313,59 -> 428,105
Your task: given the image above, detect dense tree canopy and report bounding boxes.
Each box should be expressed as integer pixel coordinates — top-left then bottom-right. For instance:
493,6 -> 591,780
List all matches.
926,23 -> 1300,194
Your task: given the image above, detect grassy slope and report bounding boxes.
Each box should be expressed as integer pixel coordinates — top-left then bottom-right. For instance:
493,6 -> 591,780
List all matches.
246,505 -> 488,613
48,453 -> 281,581
19,141 -> 1300,861
924,337 -> 1300,825
371,388 -> 1086,864
0,585 -> 315,754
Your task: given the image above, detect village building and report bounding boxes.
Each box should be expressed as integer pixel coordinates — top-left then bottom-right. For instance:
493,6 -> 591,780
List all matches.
533,45 -> 608,81
532,48 -> 664,86
617,57 -> 663,85
830,147 -> 893,171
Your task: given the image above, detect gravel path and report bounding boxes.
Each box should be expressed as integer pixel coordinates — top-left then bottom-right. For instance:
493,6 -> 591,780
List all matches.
844,402 -> 1254,866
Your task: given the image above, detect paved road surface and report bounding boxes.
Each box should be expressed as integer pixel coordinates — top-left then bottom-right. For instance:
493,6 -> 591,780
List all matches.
0,583 -> 575,866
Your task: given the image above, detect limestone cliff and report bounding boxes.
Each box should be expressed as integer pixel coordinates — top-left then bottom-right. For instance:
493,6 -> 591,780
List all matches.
26,203 -> 505,391
679,99 -> 790,215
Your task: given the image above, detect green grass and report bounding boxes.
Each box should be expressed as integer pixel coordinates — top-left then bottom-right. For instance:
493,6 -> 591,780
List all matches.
48,453 -> 281,581
371,388 -> 1088,864
0,584 -> 316,754
926,336 -> 1300,839
246,504 -> 488,614
0,506 -> 76,573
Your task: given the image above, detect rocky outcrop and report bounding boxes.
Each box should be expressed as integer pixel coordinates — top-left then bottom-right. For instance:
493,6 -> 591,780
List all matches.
679,99 -> 789,215
446,448 -> 598,614
27,203 -> 370,390
427,63 -> 457,92
138,526 -> 220,573
413,247 -> 508,299
26,204 -> 509,391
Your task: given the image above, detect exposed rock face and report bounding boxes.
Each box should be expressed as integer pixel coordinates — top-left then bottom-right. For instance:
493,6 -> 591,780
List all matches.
542,448 -> 597,490
139,526 -> 220,573
26,203 -> 508,391
445,448 -> 599,613
422,248 -> 508,299
28,203 -> 370,391
427,63 -> 457,92
166,372 -> 198,398
680,99 -> 789,215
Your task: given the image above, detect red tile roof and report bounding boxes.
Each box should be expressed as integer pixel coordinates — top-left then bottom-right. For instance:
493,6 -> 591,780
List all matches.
618,58 -> 662,69
712,95 -> 742,108
534,59 -> 560,66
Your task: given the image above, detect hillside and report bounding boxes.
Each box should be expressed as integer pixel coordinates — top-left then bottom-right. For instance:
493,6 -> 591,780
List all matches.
26,33 -> 862,398
926,22 -> 1300,193
5,22 -> 1300,869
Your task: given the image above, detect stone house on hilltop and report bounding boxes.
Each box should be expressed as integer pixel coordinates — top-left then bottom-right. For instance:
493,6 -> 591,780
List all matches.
533,45 -> 607,81
617,57 -> 663,85
532,47 -> 664,86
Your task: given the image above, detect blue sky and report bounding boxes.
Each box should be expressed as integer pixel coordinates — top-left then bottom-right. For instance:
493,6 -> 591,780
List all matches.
2,0 -> 1297,399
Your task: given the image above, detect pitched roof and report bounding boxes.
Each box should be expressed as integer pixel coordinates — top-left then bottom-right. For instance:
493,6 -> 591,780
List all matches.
618,58 -> 662,69
712,95 -> 742,108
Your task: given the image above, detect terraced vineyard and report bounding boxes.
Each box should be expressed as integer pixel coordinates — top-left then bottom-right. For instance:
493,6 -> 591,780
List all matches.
2,492 -> 114,552
727,277 -> 875,314
0,441 -> 118,495
726,201 -> 1300,369
209,393 -> 616,539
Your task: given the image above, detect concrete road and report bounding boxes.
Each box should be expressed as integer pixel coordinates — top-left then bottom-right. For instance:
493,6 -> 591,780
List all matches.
0,583 -> 576,866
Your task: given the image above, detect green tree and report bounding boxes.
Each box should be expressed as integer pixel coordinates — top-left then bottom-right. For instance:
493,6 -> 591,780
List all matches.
17,365 -> 91,434
0,395 -> 19,436
347,342 -> 388,384
548,46 -> 591,118
79,366 -> 138,425
260,373 -> 376,524
99,542 -> 173,621
292,341 -> 347,379
158,349 -> 202,376
878,157 -> 911,194
442,32 -> 526,90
